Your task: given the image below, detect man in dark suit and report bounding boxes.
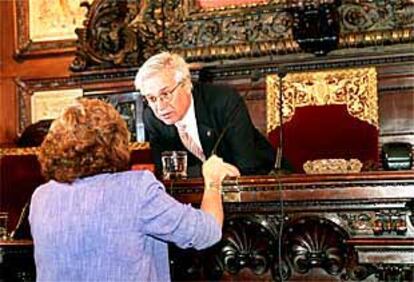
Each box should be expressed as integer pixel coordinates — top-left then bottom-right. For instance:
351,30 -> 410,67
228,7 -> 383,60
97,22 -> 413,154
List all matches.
135,52 -> 276,177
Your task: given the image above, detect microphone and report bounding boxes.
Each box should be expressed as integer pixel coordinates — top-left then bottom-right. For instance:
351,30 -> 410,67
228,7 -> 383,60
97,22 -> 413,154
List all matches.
272,66 -> 288,282
272,66 -> 288,174
211,70 -> 262,155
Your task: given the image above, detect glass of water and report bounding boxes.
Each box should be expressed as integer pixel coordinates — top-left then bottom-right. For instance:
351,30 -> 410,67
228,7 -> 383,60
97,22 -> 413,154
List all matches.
161,151 -> 187,180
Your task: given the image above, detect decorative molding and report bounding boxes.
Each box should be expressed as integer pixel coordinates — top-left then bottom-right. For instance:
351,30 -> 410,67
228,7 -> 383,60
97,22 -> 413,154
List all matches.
201,51 -> 414,80
0,143 -> 149,157
167,176 -> 414,195
338,211 -> 409,236
164,174 -> 414,280
169,214 -> 414,281
71,0 -> 414,71
266,67 -> 378,133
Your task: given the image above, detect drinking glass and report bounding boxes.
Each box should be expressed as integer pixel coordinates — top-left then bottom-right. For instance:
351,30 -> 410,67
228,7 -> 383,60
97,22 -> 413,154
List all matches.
161,151 -> 187,180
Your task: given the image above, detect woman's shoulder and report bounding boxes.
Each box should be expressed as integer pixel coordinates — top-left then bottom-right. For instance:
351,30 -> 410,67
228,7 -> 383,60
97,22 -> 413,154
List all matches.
115,170 -> 158,182
113,170 -> 164,191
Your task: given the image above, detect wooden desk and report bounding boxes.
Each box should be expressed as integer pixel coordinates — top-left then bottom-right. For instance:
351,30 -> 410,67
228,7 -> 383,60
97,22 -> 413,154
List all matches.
2,171 -> 414,281
166,171 -> 414,281
0,240 -> 34,281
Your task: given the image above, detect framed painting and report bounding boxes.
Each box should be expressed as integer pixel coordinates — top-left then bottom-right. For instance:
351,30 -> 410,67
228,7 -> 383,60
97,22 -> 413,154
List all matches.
15,75 -> 145,142
15,76 -> 84,133
14,0 -> 90,58
31,89 -> 83,123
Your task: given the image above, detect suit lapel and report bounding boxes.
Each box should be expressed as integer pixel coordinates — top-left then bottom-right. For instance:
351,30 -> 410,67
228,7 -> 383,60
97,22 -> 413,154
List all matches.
193,85 -> 217,158
160,123 -> 184,149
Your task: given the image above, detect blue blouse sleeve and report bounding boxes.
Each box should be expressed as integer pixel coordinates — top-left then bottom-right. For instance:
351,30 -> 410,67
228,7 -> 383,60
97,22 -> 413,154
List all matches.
135,171 -> 222,250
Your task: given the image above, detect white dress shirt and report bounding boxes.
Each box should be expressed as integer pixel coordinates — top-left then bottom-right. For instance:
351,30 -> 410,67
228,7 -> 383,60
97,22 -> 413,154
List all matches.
175,96 -> 204,152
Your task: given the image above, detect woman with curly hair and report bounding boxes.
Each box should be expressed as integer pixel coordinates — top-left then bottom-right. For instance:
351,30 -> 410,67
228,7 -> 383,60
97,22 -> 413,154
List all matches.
29,98 -> 239,282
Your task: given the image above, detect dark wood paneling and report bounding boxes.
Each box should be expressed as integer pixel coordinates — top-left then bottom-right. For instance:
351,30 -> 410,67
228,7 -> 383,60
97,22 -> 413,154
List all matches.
0,1 -> 74,146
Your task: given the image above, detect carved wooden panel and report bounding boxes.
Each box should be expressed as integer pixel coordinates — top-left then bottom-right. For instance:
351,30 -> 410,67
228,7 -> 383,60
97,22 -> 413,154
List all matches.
166,171 -> 414,281
71,0 -> 414,71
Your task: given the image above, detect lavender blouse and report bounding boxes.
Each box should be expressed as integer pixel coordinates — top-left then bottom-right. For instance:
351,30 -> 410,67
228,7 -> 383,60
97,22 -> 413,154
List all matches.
29,170 -> 221,281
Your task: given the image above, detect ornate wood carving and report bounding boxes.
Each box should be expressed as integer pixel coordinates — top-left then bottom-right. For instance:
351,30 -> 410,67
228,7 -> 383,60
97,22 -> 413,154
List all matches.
71,0 -> 142,71
2,172 -> 414,281
165,171 -> 414,281
282,217 -> 348,278
71,0 -> 414,71
169,214 -> 280,280
211,215 -> 279,278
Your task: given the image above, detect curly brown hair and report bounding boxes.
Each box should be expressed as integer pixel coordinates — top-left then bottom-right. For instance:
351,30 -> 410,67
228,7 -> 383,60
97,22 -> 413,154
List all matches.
38,98 -> 130,183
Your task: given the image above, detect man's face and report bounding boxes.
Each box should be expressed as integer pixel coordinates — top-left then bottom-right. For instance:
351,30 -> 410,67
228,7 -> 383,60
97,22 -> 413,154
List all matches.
141,71 -> 191,125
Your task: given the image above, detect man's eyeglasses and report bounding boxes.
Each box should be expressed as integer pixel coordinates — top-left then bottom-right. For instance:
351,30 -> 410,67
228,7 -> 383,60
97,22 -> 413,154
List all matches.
144,80 -> 185,105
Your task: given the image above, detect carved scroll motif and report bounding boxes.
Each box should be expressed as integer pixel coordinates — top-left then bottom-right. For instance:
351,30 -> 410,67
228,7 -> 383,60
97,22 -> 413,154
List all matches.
71,0 -> 165,71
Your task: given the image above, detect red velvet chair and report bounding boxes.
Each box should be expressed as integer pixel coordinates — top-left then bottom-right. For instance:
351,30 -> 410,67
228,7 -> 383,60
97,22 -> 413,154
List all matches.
266,67 -> 379,173
0,144 -> 153,234
0,149 -> 44,233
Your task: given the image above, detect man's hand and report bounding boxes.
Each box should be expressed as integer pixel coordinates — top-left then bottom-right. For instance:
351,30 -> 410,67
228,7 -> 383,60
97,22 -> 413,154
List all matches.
202,155 -> 240,188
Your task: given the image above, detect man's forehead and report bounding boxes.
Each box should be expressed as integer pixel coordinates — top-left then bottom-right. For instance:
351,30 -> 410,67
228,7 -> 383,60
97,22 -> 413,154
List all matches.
142,72 -> 176,95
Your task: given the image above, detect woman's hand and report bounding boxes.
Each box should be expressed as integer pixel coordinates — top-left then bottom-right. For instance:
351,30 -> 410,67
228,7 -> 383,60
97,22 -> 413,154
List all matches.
202,155 -> 240,189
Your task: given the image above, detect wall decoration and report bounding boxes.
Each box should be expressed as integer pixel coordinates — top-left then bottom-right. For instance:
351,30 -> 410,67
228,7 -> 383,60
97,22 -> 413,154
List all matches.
71,0 -> 414,71
15,75 -> 145,142
195,0 -> 267,9
30,89 -> 83,123
14,0 -> 90,58
15,77 -> 83,134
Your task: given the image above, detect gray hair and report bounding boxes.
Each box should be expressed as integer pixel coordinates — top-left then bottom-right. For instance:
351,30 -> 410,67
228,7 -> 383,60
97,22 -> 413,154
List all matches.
134,52 -> 191,94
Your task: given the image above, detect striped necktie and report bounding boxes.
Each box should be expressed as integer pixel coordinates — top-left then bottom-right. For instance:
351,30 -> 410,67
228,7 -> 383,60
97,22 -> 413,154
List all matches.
176,125 -> 206,162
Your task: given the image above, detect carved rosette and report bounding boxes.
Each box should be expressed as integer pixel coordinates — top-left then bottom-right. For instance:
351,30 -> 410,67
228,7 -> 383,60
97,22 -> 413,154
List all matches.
204,215 -> 279,279
168,215 -> 281,281
282,217 -> 349,278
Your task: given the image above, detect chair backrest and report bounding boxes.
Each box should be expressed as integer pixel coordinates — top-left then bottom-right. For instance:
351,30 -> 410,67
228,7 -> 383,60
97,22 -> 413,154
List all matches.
266,67 -> 379,173
0,149 -> 45,232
